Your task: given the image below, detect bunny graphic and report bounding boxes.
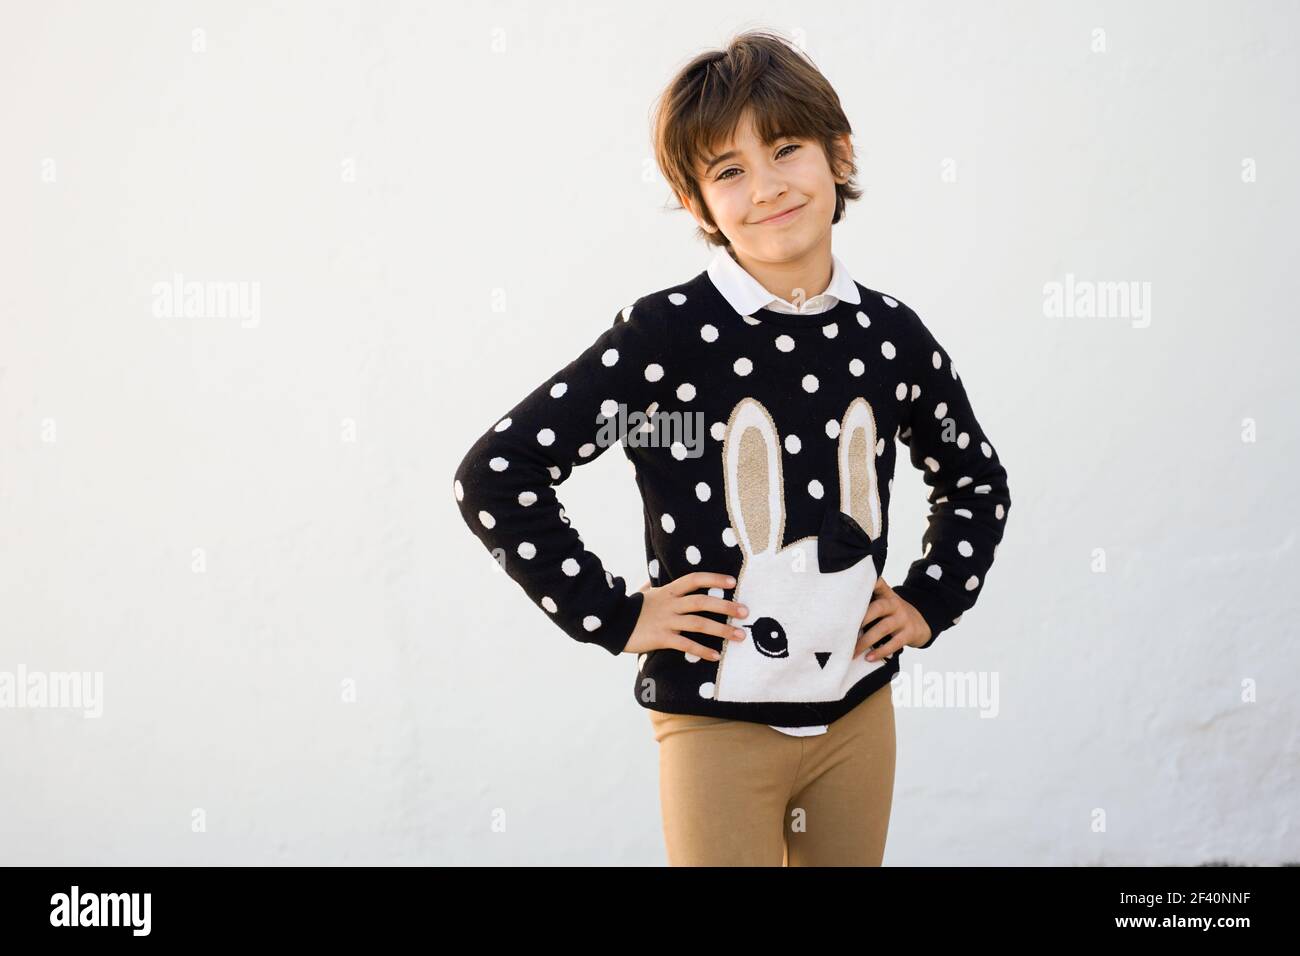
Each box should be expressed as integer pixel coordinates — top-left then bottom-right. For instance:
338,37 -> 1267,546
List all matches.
710,395 -> 891,703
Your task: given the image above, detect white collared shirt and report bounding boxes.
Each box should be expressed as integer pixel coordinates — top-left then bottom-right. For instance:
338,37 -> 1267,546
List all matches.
705,246 -> 864,737
707,245 -> 862,318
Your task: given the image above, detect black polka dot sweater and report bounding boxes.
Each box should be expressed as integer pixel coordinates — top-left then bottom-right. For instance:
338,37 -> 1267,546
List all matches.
452,266 -> 1012,728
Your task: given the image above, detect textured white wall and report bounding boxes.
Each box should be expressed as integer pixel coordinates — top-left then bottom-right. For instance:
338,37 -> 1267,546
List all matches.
1,1 -> 1296,865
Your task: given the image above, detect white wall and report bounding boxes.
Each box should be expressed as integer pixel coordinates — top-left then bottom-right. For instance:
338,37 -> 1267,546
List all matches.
1,0 -> 1296,865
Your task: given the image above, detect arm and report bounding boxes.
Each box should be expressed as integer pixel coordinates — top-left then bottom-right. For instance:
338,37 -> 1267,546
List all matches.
451,302 -> 668,656
890,302 -> 1012,648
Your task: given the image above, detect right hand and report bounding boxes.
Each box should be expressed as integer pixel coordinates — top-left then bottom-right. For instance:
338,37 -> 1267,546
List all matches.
622,572 -> 749,661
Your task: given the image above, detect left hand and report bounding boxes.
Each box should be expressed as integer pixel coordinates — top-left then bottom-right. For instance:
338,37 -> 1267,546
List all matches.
855,577 -> 933,662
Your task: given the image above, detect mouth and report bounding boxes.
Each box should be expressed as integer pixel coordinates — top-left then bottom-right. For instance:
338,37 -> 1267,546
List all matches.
752,202 -> 806,226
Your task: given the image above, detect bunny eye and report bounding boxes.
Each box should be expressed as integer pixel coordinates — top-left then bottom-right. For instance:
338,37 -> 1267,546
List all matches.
746,616 -> 788,659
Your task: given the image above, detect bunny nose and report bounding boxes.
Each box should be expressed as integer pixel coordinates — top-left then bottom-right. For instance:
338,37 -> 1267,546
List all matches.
814,651 -> 831,669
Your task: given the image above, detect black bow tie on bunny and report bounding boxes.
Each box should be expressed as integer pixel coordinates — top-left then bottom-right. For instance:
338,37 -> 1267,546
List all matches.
818,505 -> 886,575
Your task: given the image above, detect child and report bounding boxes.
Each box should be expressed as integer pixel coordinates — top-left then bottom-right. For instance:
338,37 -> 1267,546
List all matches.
452,29 -> 1011,865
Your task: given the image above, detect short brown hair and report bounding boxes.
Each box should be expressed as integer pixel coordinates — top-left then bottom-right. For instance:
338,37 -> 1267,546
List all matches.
651,30 -> 863,248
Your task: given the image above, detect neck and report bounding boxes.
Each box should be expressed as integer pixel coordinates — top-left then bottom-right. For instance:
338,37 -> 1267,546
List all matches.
728,234 -> 834,308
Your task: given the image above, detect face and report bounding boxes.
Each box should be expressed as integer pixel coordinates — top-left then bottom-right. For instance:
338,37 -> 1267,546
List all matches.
685,108 -> 850,262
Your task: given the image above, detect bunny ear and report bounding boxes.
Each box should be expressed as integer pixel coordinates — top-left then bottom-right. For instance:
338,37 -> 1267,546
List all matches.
722,397 -> 785,559
838,397 -> 882,539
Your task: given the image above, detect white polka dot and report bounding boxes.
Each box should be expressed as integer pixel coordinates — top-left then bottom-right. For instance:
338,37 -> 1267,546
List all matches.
856,311 -> 871,328
881,294 -> 898,308
911,384 -> 920,400
995,504 -> 1005,519
548,465 -> 561,480
537,428 -> 555,446
453,479 -> 464,501
981,441 -> 993,457
876,437 -> 885,456
974,484 -> 991,494
895,382 -> 907,400
742,315 -> 761,325
932,350 -> 942,370
734,357 -> 753,376
541,596 -> 557,612
648,559 -> 660,578
698,681 -> 716,699
825,419 -> 840,439
957,540 -> 973,557
802,374 -> 818,393
550,382 -> 567,398
489,456 -> 508,472
494,417 -> 512,432
965,575 -> 980,591
671,442 -> 687,460
957,432 -> 970,449
951,364 -> 958,380
562,558 -> 580,576
722,526 -> 737,547
677,383 -> 696,401
518,542 -> 536,559
605,570 -> 614,587
600,399 -> 618,418
955,508 -> 972,518
478,510 -> 495,528
700,324 -> 719,342
956,476 -> 972,488
708,587 -> 724,598
685,651 -> 701,663
926,564 -> 942,580
645,363 -> 664,382
577,442 -> 595,457
583,615 -> 602,631
822,322 -> 838,338
685,546 -> 701,564
881,340 -> 896,360
601,348 -> 619,367
785,434 -> 801,454
924,457 -> 940,472
775,334 -> 795,352
808,479 -> 824,499
934,402 -> 948,419
668,292 -> 687,305
711,421 -> 726,440
661,513 -> 675,533
695,482 -> 711,501
850,358 -> 865,376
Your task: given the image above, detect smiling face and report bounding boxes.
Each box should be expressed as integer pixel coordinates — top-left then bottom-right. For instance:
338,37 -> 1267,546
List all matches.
684,107 -> 851,265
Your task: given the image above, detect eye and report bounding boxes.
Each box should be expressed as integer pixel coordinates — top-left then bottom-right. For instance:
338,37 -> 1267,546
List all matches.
715,144 -> 801,181
744,616 -> 789,659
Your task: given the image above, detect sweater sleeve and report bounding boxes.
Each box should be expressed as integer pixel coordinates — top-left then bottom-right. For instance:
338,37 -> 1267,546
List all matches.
451,302 -> 667,656
889,302 -> 1012,649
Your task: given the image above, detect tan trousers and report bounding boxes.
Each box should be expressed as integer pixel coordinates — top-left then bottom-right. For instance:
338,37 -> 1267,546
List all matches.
649,684 -> 896,866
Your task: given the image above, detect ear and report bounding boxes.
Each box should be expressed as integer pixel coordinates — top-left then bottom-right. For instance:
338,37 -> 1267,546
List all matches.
838,397 -> 881,538
723,398 -> 785,559
678,189 -> 721,237
829,132 -> 853,183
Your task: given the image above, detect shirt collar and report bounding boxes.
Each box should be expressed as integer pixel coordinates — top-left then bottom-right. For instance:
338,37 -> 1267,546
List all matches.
707,245 -> 862,316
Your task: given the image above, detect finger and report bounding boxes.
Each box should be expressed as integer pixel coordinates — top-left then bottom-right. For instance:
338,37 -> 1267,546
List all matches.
669,571 -> 737,596
674,592 -> 749,621
672,636 -> 722,662
674,613 -> 747,643
866,632 -> 908,662
855,613 -> 900,659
